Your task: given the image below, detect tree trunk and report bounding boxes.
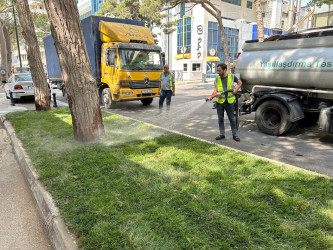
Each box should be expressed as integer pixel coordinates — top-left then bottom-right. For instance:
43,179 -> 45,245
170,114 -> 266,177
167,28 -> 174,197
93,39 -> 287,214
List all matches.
43,0 -> 105,142
3,26 -> 12,78
0,22 -> 8,82
12,0 -> 51,111
216,10 -> 230,67
254,0 -> 264,42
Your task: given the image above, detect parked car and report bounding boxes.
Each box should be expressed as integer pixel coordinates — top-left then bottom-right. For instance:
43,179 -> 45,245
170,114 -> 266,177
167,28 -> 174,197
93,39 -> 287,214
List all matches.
4,73 -> 50,102
4,73 -> 35,101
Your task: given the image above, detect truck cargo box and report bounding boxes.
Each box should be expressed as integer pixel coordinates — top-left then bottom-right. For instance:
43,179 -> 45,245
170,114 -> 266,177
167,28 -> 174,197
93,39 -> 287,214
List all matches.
43,16 -> 144,81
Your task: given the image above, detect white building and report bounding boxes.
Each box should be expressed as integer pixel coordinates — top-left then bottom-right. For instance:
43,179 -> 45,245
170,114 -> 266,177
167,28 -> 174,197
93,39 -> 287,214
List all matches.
261,0 -> 289,30
160,1 -> 263,80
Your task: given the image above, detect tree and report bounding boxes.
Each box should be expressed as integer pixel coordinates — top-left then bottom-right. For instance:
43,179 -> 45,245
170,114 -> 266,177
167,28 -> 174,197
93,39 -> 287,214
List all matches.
43,0 -> 105,142
0,1 -> 12,81
308,0 -> 333,26
12,0 -> 50,111
1,0 -> 50,80
0,21 -> 9,81
98,0 -> 142,20
308,0 -> 333,7
254,0 -> 264,42
97,0 -> 178,42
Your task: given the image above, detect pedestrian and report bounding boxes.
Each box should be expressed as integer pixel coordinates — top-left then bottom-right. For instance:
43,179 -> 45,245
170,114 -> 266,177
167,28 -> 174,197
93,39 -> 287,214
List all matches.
159,64 -> 175,111
230,63 -> 240,80
208,63 -> 242,141
231,64 -> 236,75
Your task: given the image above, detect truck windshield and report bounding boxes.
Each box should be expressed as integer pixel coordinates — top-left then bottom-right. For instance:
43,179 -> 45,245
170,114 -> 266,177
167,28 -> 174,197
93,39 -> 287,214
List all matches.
119,49 -> 163,70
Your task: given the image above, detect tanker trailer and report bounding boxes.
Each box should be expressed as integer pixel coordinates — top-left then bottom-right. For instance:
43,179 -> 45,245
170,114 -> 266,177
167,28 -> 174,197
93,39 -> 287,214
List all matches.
237,27 -> 333,136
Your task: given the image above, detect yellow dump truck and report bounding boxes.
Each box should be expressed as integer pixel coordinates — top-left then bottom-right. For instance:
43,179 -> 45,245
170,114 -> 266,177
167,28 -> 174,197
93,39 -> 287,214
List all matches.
44,16 -> 164,108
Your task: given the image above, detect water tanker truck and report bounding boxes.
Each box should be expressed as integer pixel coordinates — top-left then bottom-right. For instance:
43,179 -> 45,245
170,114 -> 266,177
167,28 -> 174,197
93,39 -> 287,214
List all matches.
237,26 -> 333,135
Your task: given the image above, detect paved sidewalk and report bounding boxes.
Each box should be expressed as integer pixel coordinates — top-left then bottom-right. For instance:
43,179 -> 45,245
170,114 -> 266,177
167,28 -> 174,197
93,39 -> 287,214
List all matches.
0,123 -> 52,249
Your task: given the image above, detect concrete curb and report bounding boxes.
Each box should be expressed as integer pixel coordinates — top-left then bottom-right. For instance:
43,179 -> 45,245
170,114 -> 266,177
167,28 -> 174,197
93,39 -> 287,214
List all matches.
0,115 -> 78,250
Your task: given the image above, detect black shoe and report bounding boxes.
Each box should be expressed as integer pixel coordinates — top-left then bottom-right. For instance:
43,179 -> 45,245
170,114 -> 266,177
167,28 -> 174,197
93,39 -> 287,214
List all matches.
233,136 -> 240,142
215,135 -> 225,140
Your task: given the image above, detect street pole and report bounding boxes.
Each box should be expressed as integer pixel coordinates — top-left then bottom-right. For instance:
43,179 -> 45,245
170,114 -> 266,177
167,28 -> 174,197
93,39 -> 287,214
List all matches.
328,5 -> 331,26
12,5 -> 22,72
168,8 -> 170,65
287,0 -> 295,30
295,0 -> 302,31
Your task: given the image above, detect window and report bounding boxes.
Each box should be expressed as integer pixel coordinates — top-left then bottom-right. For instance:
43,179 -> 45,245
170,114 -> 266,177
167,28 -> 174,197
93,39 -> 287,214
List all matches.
247,1 -> 252,9
221,0 -> 241,6
105,49 -> 117,66
207,22 -> 239,64
192,63 -> 201,72
177,17 -> 192,54
180,3 -> 185,17
118,49 -> 162,70
183,63 -> 188,72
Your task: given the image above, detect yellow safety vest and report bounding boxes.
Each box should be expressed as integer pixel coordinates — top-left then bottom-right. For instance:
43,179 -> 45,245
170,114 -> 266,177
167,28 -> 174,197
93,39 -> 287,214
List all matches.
160,73 -> 173,91
216,74 -> 235,104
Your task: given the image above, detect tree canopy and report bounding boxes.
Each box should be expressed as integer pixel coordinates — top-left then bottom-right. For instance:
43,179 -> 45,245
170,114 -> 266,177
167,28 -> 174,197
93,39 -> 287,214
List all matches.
308,0 -> 333,7
0,0 -> 50,48
96,0 -> 177,41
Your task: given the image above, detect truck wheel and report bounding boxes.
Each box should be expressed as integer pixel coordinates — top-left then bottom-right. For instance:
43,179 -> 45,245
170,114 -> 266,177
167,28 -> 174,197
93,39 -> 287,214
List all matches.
141,98 -> 153,106
102,88 -> 116,109
255,100 -> 292,136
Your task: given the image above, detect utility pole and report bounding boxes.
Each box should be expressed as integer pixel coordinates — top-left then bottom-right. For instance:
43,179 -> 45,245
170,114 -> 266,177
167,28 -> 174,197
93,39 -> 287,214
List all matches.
287,0 -> 295,30
294,0 -> 302,30
328,4 -> 331,26
12,5 -> 22,72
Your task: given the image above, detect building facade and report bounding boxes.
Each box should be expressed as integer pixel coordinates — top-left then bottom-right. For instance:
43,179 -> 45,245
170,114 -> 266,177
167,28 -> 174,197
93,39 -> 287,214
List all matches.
77,0 -> 104,19
161,2 -> 258,80
261,0 -> 289,30
312,4 -> 333,27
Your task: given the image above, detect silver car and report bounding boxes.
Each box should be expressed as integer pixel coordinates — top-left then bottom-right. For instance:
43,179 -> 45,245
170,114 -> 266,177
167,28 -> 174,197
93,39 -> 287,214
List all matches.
4,73 -> 35,101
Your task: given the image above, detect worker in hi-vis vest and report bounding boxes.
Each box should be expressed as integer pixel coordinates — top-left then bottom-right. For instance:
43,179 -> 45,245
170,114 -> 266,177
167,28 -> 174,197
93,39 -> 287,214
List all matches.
208,63 -> 242,142
158,64 -> 175,111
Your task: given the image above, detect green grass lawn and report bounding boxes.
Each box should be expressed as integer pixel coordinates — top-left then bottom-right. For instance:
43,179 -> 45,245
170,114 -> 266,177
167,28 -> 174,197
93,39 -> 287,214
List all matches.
6,108 -> 333,249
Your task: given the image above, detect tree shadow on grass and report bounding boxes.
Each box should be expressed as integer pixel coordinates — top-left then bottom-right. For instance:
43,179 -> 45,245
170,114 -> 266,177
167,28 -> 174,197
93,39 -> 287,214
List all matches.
6,108 -> 333,249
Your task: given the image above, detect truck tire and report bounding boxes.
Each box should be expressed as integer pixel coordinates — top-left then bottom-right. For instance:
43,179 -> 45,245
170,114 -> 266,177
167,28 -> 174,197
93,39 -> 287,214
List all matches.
141,98 -> 153,106
255,100 -> 292,136
102,88 -> 116,109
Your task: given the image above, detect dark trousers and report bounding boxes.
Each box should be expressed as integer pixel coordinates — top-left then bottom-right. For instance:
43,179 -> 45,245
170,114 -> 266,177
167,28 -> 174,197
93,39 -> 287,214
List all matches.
216,101 -> 237,136
159,90 -> 172,108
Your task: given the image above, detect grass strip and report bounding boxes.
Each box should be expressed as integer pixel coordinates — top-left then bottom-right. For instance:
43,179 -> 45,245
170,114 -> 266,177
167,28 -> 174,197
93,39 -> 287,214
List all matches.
6,108 -> 333,249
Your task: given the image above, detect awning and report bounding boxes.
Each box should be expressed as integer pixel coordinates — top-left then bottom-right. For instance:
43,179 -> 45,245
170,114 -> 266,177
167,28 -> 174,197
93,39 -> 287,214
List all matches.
174,53 -> 191,59
207,56 -> 220,62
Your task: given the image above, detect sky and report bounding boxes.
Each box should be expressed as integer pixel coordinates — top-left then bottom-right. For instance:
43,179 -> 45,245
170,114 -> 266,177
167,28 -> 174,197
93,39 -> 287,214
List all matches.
301,0 -> 311,7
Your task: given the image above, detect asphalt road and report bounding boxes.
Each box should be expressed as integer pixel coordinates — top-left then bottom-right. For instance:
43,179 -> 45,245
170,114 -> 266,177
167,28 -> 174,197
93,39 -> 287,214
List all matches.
2,83 -> 333,177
